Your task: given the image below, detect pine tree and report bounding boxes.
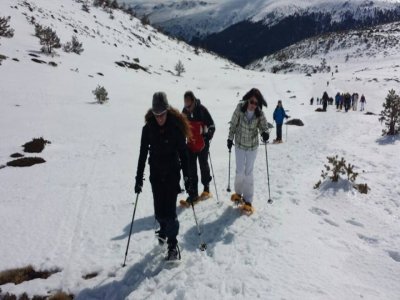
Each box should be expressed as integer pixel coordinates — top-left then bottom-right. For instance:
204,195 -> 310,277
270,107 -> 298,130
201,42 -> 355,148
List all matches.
63,35 -> 84,54
0,16 -> 14,38
39,27 -> 61,54
92,85 -> 109,104
379,89 -> 400,136
175,60 -> 185,76
81,3 -> 90,13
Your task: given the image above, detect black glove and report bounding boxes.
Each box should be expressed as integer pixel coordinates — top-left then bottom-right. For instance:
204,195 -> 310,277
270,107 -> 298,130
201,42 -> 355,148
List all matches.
227,139 -> 233,150
261,132 -> 269,143
135,176 -> 143,194
207,128 -> 215,140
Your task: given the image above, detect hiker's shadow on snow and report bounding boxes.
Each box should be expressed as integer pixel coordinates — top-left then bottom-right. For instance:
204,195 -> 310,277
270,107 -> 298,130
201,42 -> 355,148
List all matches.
111,208 -> 185,241
76,247 -> 170,300
376,135 -> 400,145
111,215 -> 156,241
182,206 -> 239,255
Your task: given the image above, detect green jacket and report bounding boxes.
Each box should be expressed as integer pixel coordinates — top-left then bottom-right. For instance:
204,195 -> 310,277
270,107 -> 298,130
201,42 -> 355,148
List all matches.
228,102 -> 269,151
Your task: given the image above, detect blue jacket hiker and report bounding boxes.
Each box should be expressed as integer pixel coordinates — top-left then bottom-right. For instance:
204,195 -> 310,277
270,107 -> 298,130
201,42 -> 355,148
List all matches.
273,100 -> 290,143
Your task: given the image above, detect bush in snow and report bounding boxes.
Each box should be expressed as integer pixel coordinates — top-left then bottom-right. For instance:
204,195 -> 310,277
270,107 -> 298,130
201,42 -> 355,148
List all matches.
0,16 -> 15,38
175,60 -> 185,76
379,89 -> 400,136
63,35 -> 84,54
92,85 -> 109,104
81,3 -> 90,13
314,155 -> 369,194
36,26 -> 61,54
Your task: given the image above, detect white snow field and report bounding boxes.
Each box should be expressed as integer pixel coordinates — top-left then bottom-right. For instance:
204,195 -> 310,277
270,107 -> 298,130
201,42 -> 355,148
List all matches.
0,0 -> 399,299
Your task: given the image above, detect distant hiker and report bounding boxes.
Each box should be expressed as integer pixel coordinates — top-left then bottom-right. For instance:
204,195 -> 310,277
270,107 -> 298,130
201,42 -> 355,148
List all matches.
135,92 -> 194,261
335,92 -> 341,110
227,88 -> 269,213
327,81 -> 330,87
310,97 -> 314,105
316,97 -> 320,105
344,93 -> 352,112
360,94 -> 366,111
339,94 -> 345,110
322,92 -> 329,111
182,91 -> 215,205
273,100 -> 290,143
352,93 -> 359,111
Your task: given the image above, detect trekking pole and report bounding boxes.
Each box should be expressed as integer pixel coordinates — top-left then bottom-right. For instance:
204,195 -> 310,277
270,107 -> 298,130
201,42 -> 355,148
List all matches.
264,143 -> 273,204
122,193 -> 140,267
191,203 -> 207,251
227,149 -> 232,192
208,151 -> 220,204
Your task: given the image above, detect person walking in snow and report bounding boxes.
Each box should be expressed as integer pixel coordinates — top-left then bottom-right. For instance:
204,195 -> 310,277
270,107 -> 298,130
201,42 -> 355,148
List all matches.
310,97 -> 314,105
182,91 -> 216,204
360,94 -> 366,111
273,100 -> 290,143
227,88 -> 269,213
322,91 -> 329,111
339,93 -> 345,110
135,92 -> 194,261
344,93 -> 352,112
352,93 -> 359,111
335,92 -> 341,110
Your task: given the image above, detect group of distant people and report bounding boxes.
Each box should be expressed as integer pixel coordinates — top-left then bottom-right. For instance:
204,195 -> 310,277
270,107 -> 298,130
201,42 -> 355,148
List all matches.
310,92 -> 367,112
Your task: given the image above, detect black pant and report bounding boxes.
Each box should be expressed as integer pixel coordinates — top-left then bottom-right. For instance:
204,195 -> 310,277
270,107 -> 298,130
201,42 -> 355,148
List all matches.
188,143 -> 211,195
151,177 -> 180,247
276,124 -> 283,141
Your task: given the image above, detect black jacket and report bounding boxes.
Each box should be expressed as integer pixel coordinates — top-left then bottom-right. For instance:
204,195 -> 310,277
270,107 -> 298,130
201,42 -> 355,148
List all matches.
182,99 -> 215,135
136,112 -> 189,184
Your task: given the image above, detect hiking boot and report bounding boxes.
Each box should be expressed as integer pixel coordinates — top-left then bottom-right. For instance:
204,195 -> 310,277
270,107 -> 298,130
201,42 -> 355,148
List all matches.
231,193 -> 243,204
166,244 -> 181,261
199,191 -> 212,200
186,195 -> 199,205
241,200 -> 254,214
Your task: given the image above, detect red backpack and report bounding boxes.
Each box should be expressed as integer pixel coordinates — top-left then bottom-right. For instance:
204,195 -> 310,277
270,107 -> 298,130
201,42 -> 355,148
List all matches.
187,121 -> 205,153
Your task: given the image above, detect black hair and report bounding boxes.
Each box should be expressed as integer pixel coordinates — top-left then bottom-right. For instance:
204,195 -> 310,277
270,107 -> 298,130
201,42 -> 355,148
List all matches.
184,91 -> 196,102
240,88 -> 267,117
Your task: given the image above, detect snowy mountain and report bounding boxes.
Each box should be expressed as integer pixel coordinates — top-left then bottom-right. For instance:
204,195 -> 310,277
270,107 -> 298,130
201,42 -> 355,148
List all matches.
1,0 -> 400,299
248,21 -> 400,74
124,0 -> 400,66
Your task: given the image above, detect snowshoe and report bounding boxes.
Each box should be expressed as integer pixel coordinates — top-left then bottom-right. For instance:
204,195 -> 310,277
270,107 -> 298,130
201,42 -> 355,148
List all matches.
239,201 -> 254,216
166,244 -> 181,262
179,195 -> 200,208
199,191 -> 212,201
231,193 -> 244,205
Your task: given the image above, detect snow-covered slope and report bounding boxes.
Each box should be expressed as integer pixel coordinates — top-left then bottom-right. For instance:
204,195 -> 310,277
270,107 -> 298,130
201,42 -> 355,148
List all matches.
124,0 -> 400,40
248,21 -> 400,74
1,0 -> 400,299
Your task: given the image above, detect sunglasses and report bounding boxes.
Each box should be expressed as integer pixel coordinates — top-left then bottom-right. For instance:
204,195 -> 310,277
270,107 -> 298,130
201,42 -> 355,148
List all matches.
249,100 -> 258,106
153,110 -> 167,118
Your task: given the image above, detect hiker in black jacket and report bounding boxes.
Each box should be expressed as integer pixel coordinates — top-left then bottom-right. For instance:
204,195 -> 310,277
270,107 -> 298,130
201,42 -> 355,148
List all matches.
182,91 -> 215,203
135,92 -> 194,261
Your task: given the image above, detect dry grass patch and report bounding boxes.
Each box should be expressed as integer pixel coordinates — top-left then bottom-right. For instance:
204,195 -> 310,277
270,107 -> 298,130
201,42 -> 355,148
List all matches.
0,265 -> 60,285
